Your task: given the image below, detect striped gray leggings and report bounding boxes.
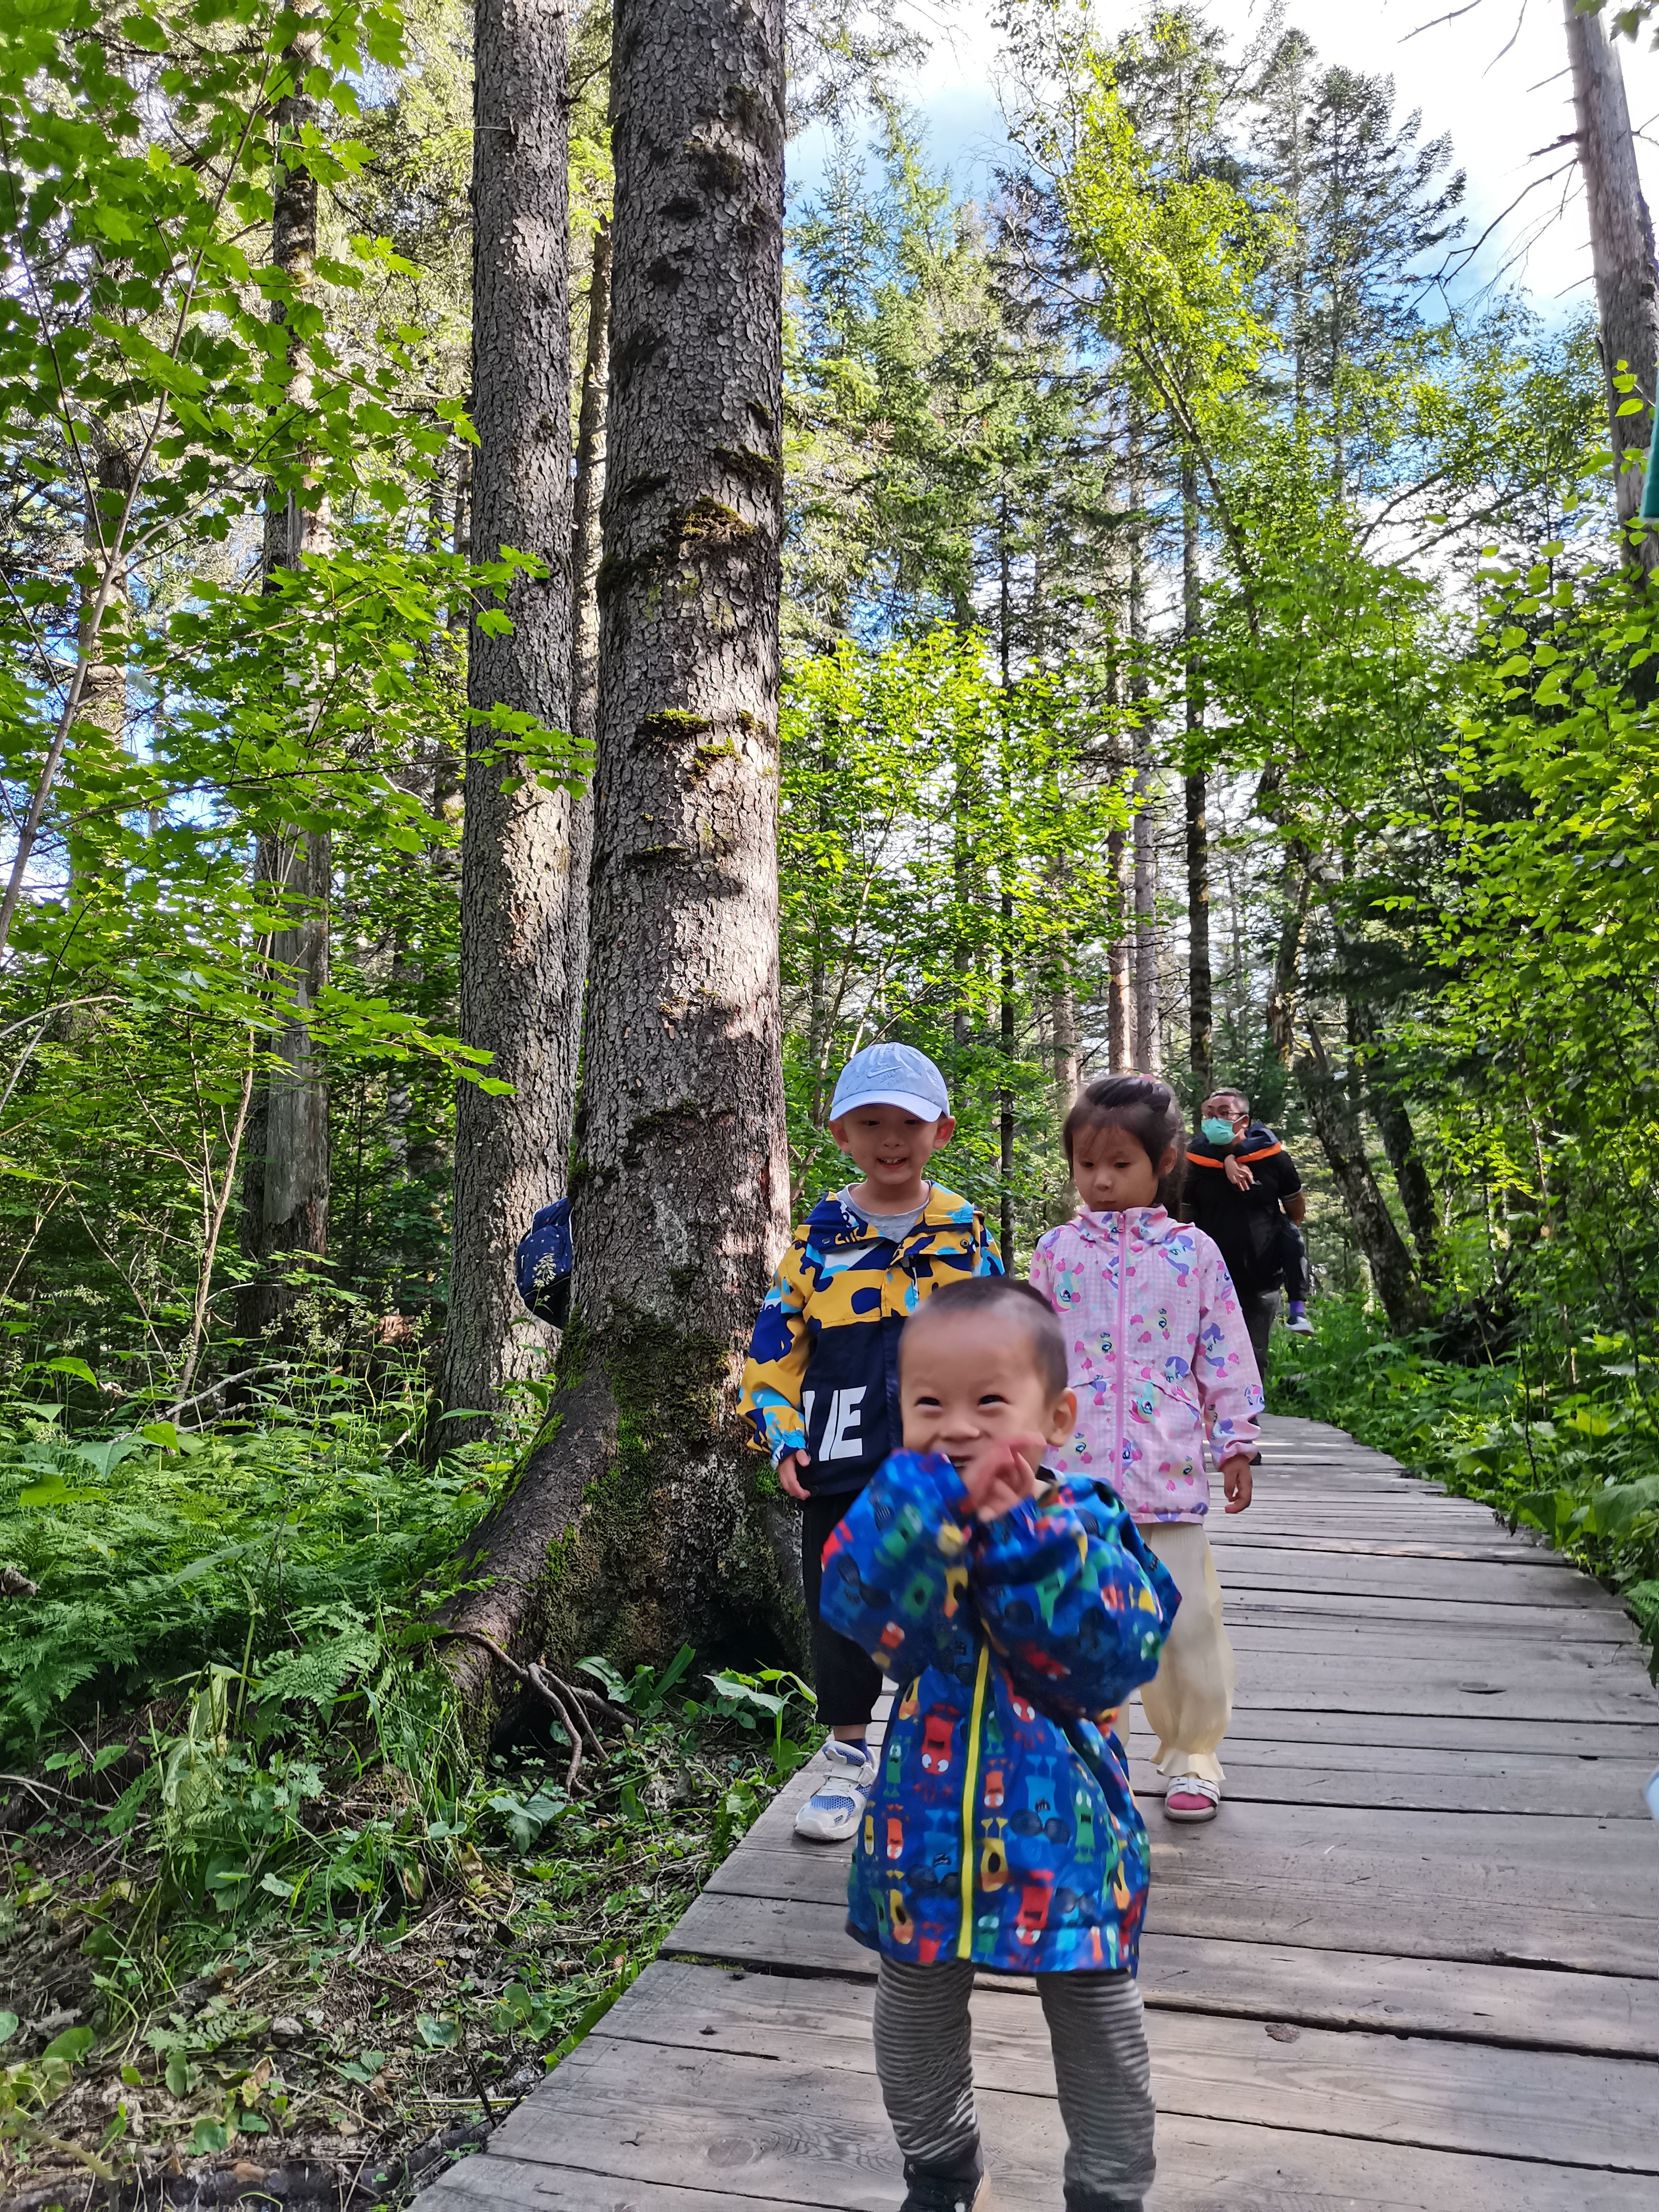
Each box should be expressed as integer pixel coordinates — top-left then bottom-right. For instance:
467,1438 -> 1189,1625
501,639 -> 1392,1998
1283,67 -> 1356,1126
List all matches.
873,1956 -> 1155,2211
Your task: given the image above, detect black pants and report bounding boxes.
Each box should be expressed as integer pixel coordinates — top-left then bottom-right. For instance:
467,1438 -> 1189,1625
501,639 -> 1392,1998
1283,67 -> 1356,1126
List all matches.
1277,1218 -> 1310,1300
1239,1286 -> 1278,1382
800,1491 -> 883,1730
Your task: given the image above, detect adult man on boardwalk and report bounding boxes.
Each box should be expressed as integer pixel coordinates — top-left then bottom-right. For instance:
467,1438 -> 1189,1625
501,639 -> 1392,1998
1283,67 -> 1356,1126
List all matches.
1184,1088 -> 1311,1379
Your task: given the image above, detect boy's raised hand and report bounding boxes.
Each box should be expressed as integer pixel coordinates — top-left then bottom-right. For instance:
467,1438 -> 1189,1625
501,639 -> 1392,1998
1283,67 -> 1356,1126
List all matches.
964,1433 -> 1046,1522
778,1450 -> 810,1501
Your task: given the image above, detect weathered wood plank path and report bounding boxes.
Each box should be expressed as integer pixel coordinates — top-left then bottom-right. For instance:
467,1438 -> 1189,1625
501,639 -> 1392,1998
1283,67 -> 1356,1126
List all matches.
414,1415 -> 1659,2209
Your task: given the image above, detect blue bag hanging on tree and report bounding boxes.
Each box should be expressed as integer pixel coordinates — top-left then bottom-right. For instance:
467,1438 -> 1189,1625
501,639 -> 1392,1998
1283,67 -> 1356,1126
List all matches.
515,1199 -> 574,1327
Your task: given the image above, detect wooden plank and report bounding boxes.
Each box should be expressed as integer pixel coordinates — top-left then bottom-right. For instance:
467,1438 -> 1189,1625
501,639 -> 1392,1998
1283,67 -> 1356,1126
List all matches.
659,1885 -> 862,1973
1123,1741 -> 1659,1817
658,1895 -> 1659,2057
1194,1646 -> 1657,1723
1215,1534 -> 1582,1563
710,1801 -> 1659,1902
1138,1931 -> 1659,2057
1144,1704 -> 1659,1756
703,1815 -> 1659,1975
471,2021 -> 1658,2211
1208,1552 -> 1629,1612
1219,1624 -> 1645,1668
409,2149 -> 812,2212
1220,1591 -> 1638,1642
599,1962 -> 1659,2172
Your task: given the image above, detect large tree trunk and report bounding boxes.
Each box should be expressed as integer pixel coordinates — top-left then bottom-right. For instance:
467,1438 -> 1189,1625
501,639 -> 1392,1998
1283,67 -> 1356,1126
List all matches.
1181,453 -> 1212,1100
439,0 -> 589,1433
238,7 -> 332,1341
1563,0 -> 1659,567
1295,1026 -> 1427,1335
441,0 -> 795,1727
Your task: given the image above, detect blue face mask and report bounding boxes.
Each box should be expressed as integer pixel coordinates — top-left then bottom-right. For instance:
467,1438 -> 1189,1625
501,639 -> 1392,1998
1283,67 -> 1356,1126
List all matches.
1201,1117 -> 1238,1145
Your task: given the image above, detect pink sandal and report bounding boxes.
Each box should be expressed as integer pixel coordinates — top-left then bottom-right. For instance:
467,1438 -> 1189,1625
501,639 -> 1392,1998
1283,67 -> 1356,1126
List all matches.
1164,1773 -> 1220,1822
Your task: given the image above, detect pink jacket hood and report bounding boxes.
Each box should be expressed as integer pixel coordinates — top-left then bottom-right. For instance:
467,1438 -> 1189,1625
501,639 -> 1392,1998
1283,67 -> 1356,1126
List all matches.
1029,1206 -> 1263,1523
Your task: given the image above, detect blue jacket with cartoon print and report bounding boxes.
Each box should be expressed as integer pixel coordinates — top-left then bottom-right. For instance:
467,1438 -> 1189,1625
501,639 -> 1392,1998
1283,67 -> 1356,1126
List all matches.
821,1449 -> 1178,1976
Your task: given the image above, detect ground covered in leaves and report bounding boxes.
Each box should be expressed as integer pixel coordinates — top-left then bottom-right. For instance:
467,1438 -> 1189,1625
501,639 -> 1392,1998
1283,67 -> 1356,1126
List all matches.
0,1664 -> 814,2211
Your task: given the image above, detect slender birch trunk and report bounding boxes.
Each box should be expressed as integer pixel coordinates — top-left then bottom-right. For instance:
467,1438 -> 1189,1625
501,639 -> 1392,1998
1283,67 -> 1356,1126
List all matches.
1182,452 -> 1212,1099
238,5 -> 332,1341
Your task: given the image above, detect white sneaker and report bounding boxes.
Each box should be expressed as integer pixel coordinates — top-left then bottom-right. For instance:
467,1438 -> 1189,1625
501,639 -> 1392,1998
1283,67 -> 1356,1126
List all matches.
793,1738 -> 876,1842
1283,1312 -> 1315,1335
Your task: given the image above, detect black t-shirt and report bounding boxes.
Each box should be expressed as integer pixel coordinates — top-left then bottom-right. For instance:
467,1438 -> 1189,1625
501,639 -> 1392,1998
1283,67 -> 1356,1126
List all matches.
1184,1123 -> 1303,1294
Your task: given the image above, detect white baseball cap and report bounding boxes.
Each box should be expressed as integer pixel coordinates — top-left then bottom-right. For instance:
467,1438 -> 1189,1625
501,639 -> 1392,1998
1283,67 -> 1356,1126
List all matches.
830,1042 -> 950,1123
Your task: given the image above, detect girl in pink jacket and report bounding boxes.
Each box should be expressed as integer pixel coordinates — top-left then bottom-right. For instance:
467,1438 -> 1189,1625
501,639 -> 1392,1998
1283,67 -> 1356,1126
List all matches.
1029,1073 -> 1263,1824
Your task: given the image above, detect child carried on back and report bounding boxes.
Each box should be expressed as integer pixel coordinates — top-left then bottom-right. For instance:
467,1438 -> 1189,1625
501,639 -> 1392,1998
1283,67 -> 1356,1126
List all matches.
822,1274 -> 1178,2212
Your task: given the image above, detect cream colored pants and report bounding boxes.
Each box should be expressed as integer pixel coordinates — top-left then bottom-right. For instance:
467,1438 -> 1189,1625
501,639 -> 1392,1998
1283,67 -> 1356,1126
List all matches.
1126,1520 -> 1234,1786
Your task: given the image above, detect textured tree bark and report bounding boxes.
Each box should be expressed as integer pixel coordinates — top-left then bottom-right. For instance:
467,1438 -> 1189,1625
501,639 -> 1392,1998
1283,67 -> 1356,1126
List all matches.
1182,453 -> 1212,1100
1563,0 -> 1659,567
440,0 -> 589,1433
1127,412 -> 1156,1074
1295,1026 -> 1427,1335
1265,852 -> 1311,1066
1049,947 -> 1080,1111
62,438 -> 136,912
442,0 -> 796,1724
1132,765 -> 1158,1074
570,216 -> 612,758
238,7 -> 333,1342
1106,820 -> 1130,1071
1348,995 -> 1441,1274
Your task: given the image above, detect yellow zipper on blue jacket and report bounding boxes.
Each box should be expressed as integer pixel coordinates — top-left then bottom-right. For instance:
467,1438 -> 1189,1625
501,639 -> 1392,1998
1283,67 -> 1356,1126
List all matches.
956,1645 -> 990,1960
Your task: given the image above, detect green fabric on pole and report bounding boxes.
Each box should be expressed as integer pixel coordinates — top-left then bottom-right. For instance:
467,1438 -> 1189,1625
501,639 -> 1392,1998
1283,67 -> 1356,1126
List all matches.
1642,402 -> 1659,520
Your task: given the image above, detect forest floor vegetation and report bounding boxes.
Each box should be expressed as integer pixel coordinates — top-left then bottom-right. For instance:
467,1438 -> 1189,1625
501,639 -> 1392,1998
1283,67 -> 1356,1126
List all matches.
1276,1297 -> 1659,1673
0,1366 -> 818,2210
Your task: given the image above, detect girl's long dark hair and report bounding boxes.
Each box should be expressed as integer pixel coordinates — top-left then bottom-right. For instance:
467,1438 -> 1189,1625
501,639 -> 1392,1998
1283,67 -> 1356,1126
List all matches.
1062,1073 -> 1187,1212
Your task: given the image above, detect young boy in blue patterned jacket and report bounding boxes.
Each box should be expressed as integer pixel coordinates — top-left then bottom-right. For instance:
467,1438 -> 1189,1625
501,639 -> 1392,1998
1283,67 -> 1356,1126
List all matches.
822,1275 -> 1177,2212
739,1044 -> 1001,1843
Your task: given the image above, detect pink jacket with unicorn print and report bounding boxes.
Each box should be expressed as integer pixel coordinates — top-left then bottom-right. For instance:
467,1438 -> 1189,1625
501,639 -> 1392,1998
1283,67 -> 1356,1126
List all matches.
1028,1207 -> 1263,1524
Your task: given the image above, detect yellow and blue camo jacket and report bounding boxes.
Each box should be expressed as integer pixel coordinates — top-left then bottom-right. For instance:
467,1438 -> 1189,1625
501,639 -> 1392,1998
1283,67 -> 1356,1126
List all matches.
738,1183 -> 1002,1499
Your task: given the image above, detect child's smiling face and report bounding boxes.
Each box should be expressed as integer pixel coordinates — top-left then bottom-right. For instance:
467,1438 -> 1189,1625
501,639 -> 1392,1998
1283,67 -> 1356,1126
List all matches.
1070,1120 -> 1171,1213
830,1102 -> 954,1206
900,1308 -> 1076,1486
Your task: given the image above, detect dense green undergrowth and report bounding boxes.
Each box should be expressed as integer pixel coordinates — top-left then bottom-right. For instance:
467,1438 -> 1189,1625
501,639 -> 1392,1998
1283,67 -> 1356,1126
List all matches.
1274,1297 -> 1659,1670
0,1364 -> 499,1761
0,1370 -> 820,2206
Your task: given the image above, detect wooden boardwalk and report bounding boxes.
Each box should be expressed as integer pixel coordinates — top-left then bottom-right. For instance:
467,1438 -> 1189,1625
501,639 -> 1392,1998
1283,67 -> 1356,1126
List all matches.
414,1415 -> 1659,2209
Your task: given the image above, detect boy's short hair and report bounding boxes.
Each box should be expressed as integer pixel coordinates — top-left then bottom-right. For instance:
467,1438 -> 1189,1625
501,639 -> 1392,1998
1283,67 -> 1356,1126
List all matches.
901,1276 -> 1069,1399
